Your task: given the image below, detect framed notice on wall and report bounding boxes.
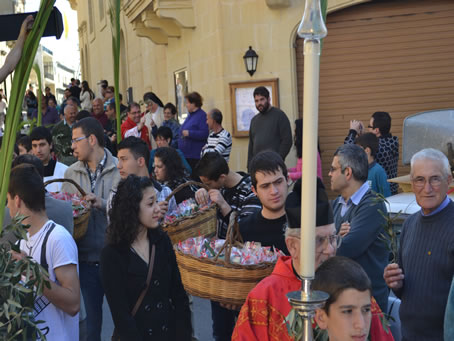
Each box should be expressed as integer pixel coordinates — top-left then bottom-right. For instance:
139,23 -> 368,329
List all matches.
229,78 -> 279,137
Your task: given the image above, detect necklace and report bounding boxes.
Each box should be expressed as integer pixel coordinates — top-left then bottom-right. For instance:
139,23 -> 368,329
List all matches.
25,222 -> 51,259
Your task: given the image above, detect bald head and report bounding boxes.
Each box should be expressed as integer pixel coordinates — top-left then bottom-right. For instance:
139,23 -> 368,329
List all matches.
64,104 -> 78,125
66,96 -> 79,109
92,98 -> 104,116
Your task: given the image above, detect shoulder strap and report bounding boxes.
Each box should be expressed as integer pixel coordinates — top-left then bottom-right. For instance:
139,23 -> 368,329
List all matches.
40,222 -> 56,272
131,244 -> 156,317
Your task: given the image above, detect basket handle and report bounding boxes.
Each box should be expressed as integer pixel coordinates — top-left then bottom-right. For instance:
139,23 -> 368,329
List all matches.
165,181 -> 209,202
44,178 -> 87,197
213,211 -> 243,263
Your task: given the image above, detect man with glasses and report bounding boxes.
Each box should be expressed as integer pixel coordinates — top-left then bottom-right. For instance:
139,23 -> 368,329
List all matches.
232,177 -> 393,340
329,144 -> 388,313
345,111 -> 399,194
121,102 -> 151,149
62,117 -> 120,341
384,148 -> 454,341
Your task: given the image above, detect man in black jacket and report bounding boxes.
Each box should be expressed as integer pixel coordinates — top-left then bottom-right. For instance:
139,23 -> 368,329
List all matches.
344,111 -> 399,194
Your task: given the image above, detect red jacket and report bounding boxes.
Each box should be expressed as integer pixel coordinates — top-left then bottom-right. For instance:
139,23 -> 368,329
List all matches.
232,256 -> 394,341
121,116 -> 151,149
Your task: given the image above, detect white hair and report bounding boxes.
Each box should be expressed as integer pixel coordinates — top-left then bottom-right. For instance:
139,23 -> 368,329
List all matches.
410,148 -> 451,177
285,227 -> 300,239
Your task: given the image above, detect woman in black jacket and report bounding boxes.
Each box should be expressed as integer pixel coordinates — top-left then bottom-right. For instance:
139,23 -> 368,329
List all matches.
153,147 -> 196,204
100,175 -> 192,340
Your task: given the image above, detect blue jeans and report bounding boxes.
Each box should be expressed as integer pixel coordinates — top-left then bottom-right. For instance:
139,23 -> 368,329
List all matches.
211,301 -> 239,341
80,262 -> 104,341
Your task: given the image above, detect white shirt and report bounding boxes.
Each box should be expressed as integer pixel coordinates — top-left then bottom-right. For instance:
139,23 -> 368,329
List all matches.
43,161 -> 68,192
19,221 -> 79,341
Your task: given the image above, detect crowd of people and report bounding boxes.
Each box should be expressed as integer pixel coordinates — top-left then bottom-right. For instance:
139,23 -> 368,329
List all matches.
0,56 -> 453,340
0,14 -> 453,341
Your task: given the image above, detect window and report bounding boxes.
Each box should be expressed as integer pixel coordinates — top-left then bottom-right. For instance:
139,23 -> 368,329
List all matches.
88,0 -> 94,34
99,0 -> 104,21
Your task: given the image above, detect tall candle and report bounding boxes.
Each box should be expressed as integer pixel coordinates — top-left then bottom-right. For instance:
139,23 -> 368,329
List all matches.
300,39 -> 321,279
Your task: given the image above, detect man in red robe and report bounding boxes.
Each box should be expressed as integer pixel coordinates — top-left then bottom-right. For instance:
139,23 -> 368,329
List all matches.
232,178 -> 394,341
120,102 -> 151,149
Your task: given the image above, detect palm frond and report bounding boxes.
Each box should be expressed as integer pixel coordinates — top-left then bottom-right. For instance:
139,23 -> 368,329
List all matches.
0,0 -> 56,229
108,0 -> 122,144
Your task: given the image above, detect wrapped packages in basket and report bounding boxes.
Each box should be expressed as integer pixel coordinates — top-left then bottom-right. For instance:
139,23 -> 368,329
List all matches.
44,178 -> 90,241
162,181 -> 216,244
174,212 -> 282,306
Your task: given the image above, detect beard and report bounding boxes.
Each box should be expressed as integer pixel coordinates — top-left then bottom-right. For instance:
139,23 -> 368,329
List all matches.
256,101 -> 270,113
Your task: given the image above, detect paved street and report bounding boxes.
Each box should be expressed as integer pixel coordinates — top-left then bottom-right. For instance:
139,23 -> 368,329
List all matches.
101,296 -> 214,341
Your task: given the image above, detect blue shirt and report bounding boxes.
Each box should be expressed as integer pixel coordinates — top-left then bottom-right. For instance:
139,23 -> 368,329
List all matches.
338,182 -> 370,217
368,161 -> 391,197
422,195 -> 451,217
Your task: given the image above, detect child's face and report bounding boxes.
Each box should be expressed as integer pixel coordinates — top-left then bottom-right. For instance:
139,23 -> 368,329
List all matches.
315,288 -> 371,341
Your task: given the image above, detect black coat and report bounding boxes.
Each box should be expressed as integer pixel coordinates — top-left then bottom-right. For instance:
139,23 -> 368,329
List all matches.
100,228 -> 192,340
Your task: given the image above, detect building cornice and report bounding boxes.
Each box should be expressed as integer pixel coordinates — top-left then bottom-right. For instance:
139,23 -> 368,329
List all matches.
124,0 -> 194,44
265,0 -> 291,8
123,0 -> 153,22
68,0 -> 77,11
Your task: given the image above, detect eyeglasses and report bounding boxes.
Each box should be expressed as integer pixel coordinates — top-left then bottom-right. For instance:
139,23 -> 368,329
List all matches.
291,234 -> 342,249
71,136 -> 88,144
329,166 -> 339,173
368,125 -> 374,129
316,234 -> 342,249
411,176 -> 445,189
329,165 -> 345,173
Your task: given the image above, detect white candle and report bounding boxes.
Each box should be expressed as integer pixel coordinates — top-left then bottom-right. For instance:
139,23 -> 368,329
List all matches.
300,39 -> 321,279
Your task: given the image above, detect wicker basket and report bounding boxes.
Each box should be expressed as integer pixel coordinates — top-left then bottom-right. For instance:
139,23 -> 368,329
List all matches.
162,181 -> 217,244
175,212 -> 276,306
44,178 -> 90,241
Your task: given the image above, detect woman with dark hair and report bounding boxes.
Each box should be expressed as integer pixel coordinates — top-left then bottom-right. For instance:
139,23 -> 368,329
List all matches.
80,80 -> 95,111
154,147 -> 195,204
288,118 -> 323,181
100,175 -> 191,340
151,102 -> 181,148
178,92 -> 209,171
25,89 -> 37,118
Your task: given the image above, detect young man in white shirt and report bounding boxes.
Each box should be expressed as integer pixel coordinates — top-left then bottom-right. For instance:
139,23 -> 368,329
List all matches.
8,164 -> 80,340
30,126 -> 68,192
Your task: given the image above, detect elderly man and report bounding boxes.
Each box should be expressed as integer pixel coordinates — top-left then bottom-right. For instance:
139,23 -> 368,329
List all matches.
232,178 -> 393,341
121,102 -> 151,149
384,148 -> 454,341
201,108 -> 232,162
329,144 -> 388,312
91,98 -> 109,129
52,103 -> 78,165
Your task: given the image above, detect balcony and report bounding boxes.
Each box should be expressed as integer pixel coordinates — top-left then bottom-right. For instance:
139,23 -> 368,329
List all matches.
44,64 -> 54,81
